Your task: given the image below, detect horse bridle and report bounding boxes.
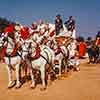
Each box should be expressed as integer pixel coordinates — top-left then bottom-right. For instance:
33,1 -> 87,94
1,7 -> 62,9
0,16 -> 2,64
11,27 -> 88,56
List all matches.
0,36 -> 7,49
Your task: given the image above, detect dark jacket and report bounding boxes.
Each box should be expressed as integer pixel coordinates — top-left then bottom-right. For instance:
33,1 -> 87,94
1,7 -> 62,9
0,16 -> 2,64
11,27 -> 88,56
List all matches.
64,19 -> 75,31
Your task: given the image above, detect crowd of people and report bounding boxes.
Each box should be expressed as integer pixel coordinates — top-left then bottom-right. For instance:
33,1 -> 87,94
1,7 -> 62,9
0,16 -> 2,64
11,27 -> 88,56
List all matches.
76,32 -> 100,64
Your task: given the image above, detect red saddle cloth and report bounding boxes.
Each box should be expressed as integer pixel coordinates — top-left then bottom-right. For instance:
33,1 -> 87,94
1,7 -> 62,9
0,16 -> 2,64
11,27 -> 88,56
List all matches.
31,46 -> 41,60
50,31 -> 55,37
54,46 -> 62,55
10,47 -> 18,56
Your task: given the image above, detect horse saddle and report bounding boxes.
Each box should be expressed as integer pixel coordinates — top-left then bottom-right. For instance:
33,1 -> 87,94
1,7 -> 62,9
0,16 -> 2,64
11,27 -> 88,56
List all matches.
55,36 -> 71,46
29,46 -> 41,61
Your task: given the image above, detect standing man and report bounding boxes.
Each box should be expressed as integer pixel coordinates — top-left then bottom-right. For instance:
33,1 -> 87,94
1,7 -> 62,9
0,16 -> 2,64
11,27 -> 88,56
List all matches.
64,16 -> 76,38
55,14 -> 63,35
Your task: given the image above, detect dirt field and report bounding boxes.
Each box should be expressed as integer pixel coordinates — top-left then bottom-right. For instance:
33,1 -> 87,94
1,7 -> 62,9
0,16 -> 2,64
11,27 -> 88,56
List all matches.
0,60 -> 100,100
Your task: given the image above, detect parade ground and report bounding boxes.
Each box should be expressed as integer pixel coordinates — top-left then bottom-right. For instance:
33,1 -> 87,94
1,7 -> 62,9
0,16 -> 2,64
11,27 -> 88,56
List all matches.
0,60 -> 100,100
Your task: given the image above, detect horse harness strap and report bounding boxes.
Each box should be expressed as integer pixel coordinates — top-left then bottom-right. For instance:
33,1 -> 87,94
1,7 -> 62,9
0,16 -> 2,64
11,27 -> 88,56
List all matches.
40,47 -> 51,65
40,54 -> 51,65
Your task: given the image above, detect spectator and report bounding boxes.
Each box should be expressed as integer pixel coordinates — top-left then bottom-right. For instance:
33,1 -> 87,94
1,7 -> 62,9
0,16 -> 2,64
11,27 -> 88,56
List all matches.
78,38 -> 87,59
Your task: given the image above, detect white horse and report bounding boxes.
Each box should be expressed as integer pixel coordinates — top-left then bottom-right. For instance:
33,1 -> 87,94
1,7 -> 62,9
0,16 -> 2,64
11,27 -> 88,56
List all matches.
0,34 -> 22,89
25,43 -> 55,90
46,36 -> 69,78
57,24 -> 80,71
54,44 -> 69,78
67,40 -> 80,71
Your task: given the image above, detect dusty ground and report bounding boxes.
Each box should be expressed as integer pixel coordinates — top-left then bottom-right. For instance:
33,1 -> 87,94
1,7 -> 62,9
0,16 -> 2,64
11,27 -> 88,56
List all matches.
0,60 -> 100,100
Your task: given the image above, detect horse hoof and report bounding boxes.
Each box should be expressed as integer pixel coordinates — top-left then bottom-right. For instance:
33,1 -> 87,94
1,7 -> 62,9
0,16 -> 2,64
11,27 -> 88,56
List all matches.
64,74 -> 68,78
8,81 -> 16,89
58,76 -> 62,80
76,67 -> 80,71
30,86 -> 36,89
30,84 -> 36,89
40,87 -> 46,91
15,83 -> 21,89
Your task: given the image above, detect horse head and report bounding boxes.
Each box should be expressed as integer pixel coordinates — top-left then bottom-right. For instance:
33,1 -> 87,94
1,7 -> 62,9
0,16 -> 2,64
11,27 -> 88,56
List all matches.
5,35 -> 18,56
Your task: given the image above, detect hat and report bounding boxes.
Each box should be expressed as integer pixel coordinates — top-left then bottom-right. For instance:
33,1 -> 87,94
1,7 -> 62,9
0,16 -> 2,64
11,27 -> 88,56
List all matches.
56,14 -> 61,18
69,16 -> 73,19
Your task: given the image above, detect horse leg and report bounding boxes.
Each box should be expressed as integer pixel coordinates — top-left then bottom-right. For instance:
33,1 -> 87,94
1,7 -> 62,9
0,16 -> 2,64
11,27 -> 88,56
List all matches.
40,67 -> 46,91
63,59 -> 68,77
22,61 -> 28,79
58,59 -> 62,79
75,59 -> 80,71
29,61 -> 36,88
7,65 -> 15,88
88,55 -> 92,63
25,59 -> 35,88
47,66 -> 54,86
61,58 -> 68,78
15,63 -> 21,89
30,68 -> 35,89
47,72 -> 51,86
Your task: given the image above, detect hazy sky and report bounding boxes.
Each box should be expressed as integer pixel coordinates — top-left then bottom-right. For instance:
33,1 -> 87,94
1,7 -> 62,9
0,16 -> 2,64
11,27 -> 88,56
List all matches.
0,0 -> 100,38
